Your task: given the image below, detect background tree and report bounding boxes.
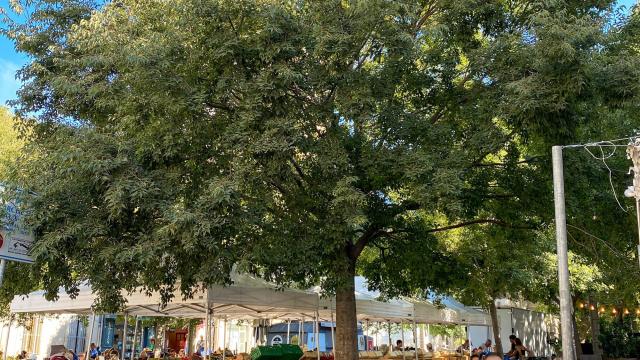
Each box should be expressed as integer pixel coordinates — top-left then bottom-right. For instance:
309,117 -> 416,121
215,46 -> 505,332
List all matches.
0,106 -> 37,318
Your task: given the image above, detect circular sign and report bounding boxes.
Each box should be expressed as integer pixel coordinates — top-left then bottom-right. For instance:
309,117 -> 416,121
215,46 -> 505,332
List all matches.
271,335 -> 283,346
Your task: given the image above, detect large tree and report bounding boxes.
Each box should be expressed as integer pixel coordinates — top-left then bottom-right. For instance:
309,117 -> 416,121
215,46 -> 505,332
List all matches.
4,0 -> 640,358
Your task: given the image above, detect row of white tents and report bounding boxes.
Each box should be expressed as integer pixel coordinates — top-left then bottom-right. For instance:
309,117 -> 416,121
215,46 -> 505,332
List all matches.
10,272 -> 490,326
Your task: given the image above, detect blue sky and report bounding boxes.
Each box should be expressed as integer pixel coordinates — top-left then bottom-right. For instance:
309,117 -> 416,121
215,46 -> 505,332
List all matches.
0,0 -> 638,107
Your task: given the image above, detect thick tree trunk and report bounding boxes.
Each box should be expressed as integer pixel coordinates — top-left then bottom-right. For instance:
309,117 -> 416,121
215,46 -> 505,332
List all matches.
572,310 -> 582,360
489,299 -> 504,357
335,263 -> 358,360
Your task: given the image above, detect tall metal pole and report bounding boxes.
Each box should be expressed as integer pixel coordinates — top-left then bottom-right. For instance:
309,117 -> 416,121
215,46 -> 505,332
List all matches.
552,145 -> 576,360
287,319 -> 291,344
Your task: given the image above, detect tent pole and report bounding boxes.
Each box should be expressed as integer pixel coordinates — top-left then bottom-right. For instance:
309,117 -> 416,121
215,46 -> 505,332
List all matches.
222,318 -> 227,358
301,316 -> 305,349
205,290 -> 210,358
388,322 -> 392,349
85,313 -> 96,360
3,317 -> 12,360
401,320 -> 406,360
287,319 -> 291,344
412,317 -> 418,360
315,311 -> 320,360
130,316 -> 139,360
245,323 -> 249,353
365,320 -> 369,351
214,306 -> 220,353
330,311 -> 335,356
122,312 -> 129,360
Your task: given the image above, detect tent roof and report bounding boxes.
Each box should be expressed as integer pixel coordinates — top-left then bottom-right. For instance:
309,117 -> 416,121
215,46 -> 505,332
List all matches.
11,274 -> 490,325
10,272 -> 319,319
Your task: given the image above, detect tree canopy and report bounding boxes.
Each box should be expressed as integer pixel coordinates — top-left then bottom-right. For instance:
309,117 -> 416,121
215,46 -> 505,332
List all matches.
3,0 -> 640,358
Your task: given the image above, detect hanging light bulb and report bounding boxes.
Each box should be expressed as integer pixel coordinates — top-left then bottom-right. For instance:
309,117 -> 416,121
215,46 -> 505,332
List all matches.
590,304 -> 596,311
612,308 -> 618,315
600,306 -> 606,313
625,309 -> 630,315
636,309 -> 640,315
579,303 -> 585,309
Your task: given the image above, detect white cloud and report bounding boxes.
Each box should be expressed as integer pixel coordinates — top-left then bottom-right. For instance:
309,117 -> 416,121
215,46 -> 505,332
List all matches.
0,59 -> 21,107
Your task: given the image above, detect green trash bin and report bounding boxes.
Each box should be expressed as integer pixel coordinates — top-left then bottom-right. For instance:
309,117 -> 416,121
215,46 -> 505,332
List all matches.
278,344 -> 303,360
251,346 -> 282,360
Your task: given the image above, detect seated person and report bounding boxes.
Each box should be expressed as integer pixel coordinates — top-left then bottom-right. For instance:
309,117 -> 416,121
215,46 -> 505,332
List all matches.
480,339 -> 492,356
89,343 -> 100,360
511,338 -> 528,360
457,340 -> 470,353
395,340 -> 404,351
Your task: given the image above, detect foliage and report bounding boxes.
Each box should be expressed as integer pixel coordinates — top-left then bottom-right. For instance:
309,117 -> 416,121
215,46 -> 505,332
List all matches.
428,324 -> 466,344
0,107 -> 24,176
3,0 -> 640,357
0,107 -> 35,319
599,316 -> 640,358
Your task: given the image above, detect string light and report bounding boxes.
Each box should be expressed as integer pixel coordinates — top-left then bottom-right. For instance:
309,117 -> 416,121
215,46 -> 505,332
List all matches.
589,304 -> 596,311
600,307 -> 606,313
612,308 -> 618,315
579,303 -> 585,309
625,309 -> 630,315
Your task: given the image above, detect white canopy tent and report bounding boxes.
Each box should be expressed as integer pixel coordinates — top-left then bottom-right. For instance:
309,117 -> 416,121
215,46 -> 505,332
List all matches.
10,274 -> 491,360
11,272 -> 320,319
12,275 -> 488,324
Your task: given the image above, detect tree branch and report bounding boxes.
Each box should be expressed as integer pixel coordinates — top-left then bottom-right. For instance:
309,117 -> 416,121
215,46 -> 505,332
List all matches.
473,156 -> 543,167
350,226 -> 382,260
426,218 -> 535,233
414,1 -> 439,36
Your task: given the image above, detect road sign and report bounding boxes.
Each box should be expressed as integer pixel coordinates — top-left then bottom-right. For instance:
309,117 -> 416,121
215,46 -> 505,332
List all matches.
0,195 -> 34,263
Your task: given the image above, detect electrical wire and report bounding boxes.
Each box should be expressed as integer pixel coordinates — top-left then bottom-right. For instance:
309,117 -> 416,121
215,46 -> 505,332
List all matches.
581,142 -> 629,212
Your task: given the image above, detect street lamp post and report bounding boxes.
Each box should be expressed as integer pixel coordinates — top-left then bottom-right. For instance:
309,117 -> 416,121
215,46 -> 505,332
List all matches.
625,139 -> 640,267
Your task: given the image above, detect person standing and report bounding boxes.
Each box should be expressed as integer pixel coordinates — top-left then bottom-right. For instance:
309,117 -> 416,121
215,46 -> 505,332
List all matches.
89,343 -> 100,360
196,336 -> 205,355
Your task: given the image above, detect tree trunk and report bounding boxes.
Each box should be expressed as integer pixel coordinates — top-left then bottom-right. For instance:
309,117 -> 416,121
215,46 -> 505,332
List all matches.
572,310 -> 582,360
489,299 -> 504,357
335,263 -> 358,360
588,298 -> 602,360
